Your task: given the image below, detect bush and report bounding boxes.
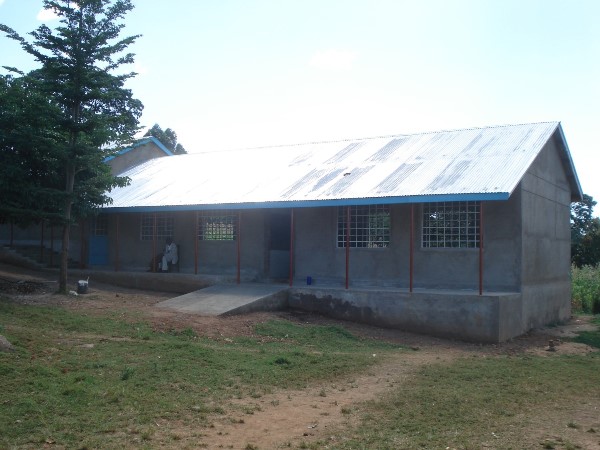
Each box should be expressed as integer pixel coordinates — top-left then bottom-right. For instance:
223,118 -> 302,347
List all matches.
571,265 -> 600,313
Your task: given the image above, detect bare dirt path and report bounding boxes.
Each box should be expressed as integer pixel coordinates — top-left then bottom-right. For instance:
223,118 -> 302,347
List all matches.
0,262 -> 598,449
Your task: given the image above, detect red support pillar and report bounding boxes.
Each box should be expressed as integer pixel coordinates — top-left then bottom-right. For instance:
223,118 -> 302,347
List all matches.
152,213 -> 157,273
237,211 -> 241,284
289,208 -> 295,287
194,212 -> 199,275
410,204 -> 414,293
345,206 -> 351,289
79,220 -> 86,269
479,202 -> 484,296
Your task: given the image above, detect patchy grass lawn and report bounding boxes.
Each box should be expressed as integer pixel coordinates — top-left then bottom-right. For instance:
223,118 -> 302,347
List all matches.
313,315 -> 600,450
2,293 -> 600,449
0,299 -> 397,449
322,353 -> 600,449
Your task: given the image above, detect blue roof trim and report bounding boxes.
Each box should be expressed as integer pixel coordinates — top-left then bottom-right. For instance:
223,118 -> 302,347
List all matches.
102,192 -> 510,213
555,123 -> 584,201
103,136 -> 174,162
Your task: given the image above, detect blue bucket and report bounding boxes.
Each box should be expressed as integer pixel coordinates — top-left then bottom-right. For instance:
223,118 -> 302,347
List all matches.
306,276 -> 312,285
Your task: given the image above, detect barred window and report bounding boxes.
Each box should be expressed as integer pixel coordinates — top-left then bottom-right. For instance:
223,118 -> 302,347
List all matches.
422,201 -> 480,248
198,211 -> 237,241
140,213 -> 174,241
337,205 -> 390,248
92,214 -> 108,236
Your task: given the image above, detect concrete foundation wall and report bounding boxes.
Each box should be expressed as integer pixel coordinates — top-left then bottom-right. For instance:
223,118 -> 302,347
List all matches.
289,287 -> 523,343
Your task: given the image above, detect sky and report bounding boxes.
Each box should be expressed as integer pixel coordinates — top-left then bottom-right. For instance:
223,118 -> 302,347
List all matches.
1,0 -> 600,204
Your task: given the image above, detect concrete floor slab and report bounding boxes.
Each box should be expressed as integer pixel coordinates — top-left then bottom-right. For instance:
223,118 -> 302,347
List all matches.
156,283 -> 289,316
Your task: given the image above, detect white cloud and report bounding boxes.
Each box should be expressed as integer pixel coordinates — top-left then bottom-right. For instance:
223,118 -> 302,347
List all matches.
308,49 -> 357,70
36,8 -> 59,22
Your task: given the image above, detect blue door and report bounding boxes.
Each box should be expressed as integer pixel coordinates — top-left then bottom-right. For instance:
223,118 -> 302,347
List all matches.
89,235 -> 109,265
89,215 -> 109,265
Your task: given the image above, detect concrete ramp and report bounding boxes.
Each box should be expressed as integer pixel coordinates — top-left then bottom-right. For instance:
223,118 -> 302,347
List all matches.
156,283 -> 289,316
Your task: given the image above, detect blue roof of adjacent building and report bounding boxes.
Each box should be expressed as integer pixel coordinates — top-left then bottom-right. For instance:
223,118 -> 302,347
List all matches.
104,122 -> 582,212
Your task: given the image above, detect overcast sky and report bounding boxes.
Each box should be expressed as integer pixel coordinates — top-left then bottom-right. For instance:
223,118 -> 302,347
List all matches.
1,1 -> 600,205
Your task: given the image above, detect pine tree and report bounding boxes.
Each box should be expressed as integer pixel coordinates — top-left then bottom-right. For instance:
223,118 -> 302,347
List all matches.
1,0 -> 143,292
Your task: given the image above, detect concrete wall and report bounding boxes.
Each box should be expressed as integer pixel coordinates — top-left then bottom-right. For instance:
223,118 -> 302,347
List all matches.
519,135 -> 573,330
0,221 -> 84,264
293,201 -> 521,292
107,141 -> 169,175
104,210 -> 267,280
289,287 -> 523,343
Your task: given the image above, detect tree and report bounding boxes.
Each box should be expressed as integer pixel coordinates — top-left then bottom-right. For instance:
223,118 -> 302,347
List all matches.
1,0 -> 143,292
144,123 -> 187,154
571,194 -> 600,267
0,74 -> 64,227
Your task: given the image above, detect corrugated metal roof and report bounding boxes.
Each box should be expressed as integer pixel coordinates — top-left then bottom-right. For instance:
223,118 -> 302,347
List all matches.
104,122 -> 582,211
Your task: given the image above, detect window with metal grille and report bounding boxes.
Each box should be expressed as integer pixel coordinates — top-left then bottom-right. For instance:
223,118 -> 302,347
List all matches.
337,205 -> 390,248
422,201 -> 480,248
92,214 -> 108,236
140,213 -> 174,241
198,211 -> 237,241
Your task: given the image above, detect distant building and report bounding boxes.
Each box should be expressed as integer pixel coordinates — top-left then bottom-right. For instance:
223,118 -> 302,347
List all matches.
104,136 -> 173,175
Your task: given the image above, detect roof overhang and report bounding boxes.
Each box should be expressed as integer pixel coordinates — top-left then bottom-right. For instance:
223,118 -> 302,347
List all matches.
103,192 -> 511,213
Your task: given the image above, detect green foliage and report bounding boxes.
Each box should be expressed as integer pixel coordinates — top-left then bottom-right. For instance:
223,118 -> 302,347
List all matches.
144,123 -> 187,154
571,265 -> 600,313
0,300 -> 394,448
1,0 -> 143,291
571,194 -> 600,267
0,74 -> 65,226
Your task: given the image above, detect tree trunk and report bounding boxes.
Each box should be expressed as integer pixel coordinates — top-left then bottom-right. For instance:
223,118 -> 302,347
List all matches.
59,167 -> 75,293
59,221 -> 70,293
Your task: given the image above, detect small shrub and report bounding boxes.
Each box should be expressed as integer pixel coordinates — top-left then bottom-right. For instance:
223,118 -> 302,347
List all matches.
571,265 -> 600,313
120,367 -> 134,381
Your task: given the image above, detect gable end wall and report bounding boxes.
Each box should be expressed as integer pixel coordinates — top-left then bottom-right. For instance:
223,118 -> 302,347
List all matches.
519,135 -> 572,330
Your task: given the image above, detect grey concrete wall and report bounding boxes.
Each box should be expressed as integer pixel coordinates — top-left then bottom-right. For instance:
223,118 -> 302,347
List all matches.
103,210 -> 267,280
293,201 -> 521,292
289,287 -> 523,343
107,142 -> 169,175
0,222 -> 83,264
519,135 -> 573,330
4,196 -> 526,296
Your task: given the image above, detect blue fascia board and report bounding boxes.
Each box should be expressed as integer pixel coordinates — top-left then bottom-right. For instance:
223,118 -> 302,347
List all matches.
555,123 -> 584,201
103,192 -> 510,213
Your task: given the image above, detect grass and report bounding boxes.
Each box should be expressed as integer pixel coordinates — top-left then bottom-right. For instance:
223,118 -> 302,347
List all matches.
0,299 -> 397,449
318,353 -> 600,449
2,294 -> 600,449
574,316 -> 600,348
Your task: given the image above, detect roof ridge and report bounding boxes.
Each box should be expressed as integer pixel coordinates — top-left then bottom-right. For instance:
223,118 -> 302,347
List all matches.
196,121 -> 560,154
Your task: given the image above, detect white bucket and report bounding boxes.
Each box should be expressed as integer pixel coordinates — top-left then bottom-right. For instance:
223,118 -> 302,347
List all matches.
77,278 -> 89,294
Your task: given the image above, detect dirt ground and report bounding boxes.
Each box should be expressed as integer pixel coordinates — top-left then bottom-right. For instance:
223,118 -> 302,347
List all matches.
1,263 -> 599,449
